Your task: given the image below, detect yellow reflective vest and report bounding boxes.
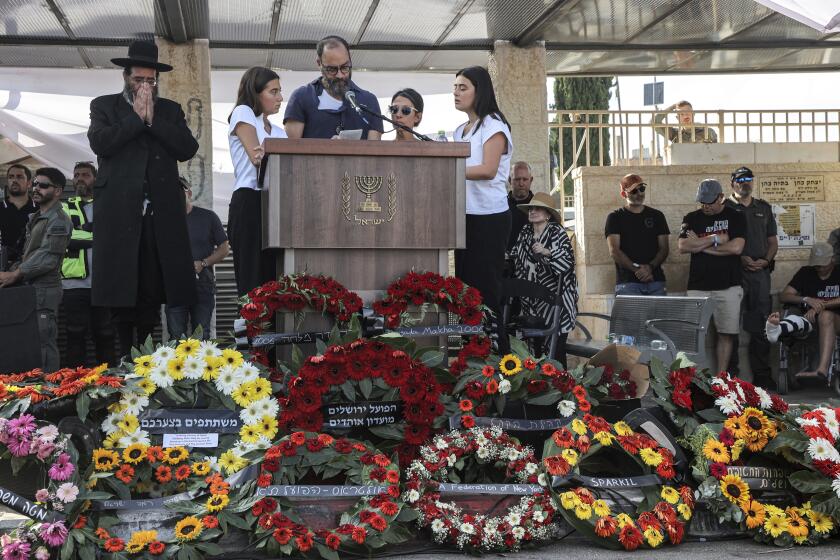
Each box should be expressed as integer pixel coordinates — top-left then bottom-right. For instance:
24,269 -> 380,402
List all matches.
61,196 -> 93,280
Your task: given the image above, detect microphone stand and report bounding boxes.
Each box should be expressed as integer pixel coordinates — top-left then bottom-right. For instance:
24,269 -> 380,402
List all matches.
354,103 -> 434,142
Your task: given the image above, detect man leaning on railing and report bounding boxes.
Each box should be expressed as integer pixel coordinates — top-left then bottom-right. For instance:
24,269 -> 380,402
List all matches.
652,100 -> 718,144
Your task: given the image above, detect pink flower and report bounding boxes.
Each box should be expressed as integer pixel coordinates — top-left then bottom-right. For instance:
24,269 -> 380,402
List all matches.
35,425 -> 58,441
35,441 -> 56,461
55,483 -> 78,504
34,547 -> 49,560
34,489 -> 50,503
6,438 -> 30,457
7,414 -> 36,438
38,521 -> 67,547
2,540 -> 31,560
48,454 -> 74,481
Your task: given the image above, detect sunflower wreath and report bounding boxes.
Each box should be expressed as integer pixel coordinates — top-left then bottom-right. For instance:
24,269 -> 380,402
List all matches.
243,431 -> 412,560
402,426 -> 560,553
0,414 -> 95,560
372,271 -> 485,329
0,365 -> 123,417
102,338 -> 277,475
684,406 -> 835,546
278,338 -> 451,466
84,444 -> 249,559
449,339 -> 592,429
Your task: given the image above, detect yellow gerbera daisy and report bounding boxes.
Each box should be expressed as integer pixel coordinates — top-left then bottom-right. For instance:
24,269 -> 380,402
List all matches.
809,511 -> 834,534
136,378 -> 157,395
174,516 -> 203,541
166,356 -> 186,380
730,439 -> 745,462
660,486 -> 680,505
594,431 -> 615,446
175,338 -> 200,358
258,415 -> 279,439
560,491 -> 578,510
219,449 -> 247,475
239,424 -> 261,444
102,432 -> 121,450
639,448 -> 663,467
499,354 -> 523,376
786,510 -> 809,538
677,503 -> 692,521
574,503 -> 592,520
561,448 -> 579,467
231,384 -> 253,408
764,514 -> 788,538
125,542 -> 144,554
92,449 -> 120,472
133,355 -> 154,376
592,500 -> 611,517
202,361 -> 219,382
571,418 -> 587,436
644,527 -> 664,548
720,474 -> 750,507
243,378 -> 272,402
206,493 -> 230,513
613,421 -> 634,436
123,443 -> 148,465
220,349 -> 244,369
743,500 -> 766,529
702,438 -> 730,464
117,414 -> 139,435
615,513 -> 634,528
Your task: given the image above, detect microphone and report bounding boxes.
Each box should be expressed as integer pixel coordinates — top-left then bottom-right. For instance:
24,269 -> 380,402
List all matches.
344,90 -> 370,126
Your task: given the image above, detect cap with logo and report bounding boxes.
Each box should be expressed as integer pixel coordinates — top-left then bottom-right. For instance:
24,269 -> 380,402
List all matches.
731,166 -> 754,184
619,173 -> 646,193
696,179 -> 723,204
809,242 -> 834,266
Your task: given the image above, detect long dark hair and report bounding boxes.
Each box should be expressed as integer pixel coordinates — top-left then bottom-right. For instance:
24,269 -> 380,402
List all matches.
228,66 -> 280,121
455,66 -> 510,132
391,88 -> 424,113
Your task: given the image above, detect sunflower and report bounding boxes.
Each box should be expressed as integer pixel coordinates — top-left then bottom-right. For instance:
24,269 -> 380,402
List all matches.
660,486 -> 680,505
125,542 -> 145,554
175,338 -> 200,358
723,415 -> 748,440
744,434 -> 769,452
162,446 -> 189,465
174,516 -> 203,541
743,500 -> 766,529
741,408 -> 771,437
123,443 -> 148,465
128,530 -> 158,546
93,449 -> 120,472
499,354 -> 523,376
192,461 -> 211,477
702,438 -> 730,464
206,493 -> 230,513
763,514 -> 788,538
720,474 -> 750,506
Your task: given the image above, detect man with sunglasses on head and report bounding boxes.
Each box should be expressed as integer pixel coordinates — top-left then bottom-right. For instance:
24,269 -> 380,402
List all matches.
1,164 -> 38,270
605,174 -> 670,296
284,35 -> 383,140
0,168 -> 72,372
679,179 -> 747,373
724,166 -> 778,389
88,40 -> 198,357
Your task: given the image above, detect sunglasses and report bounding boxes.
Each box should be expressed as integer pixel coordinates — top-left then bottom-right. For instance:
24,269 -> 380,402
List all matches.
32,181 -> 56,189
734,176 -> 753,183
625,184 -> 646,193
388,105 -> 417,116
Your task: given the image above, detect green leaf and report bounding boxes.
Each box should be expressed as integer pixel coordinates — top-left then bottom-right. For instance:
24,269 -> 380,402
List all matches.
78,543 -> 96,560
396,507 -> 419,522
526,390 -> 562,406
696,408 -> 726,422
219,510 -> 252,531
316,543 -> 341,560
582,366 -> 604,386
368,424 -> 403,440
788,470 -> 833,494
195,542 -> 223,555
809,492 -> 840,520
360,377 -> 373,399
76,392 -> 91,422
418,350 -> 445,368
60,538 -> 74,560
340,380 -> 356,401
764,430 -> 810,453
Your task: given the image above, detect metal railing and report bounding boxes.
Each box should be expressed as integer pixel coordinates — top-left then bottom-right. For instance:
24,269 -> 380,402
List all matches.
549,109 -> 840,190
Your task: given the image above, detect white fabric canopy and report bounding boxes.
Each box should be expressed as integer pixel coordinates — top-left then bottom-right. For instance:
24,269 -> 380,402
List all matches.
754,0 -> 840,33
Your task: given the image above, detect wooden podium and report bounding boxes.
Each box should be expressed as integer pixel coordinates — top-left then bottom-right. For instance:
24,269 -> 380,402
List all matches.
261,138 -> 469,304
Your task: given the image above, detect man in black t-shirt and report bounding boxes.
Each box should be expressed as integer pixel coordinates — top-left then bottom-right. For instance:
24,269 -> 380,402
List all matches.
777,242 -> 840,379
605,173 -> 669,296
507,161 -> 535,251
1,164 -> 37,270
678,179 -> 746,373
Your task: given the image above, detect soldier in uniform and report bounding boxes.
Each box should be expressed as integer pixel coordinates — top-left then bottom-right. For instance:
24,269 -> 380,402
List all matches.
724,166 -> 778,389
0,167 -> 72,372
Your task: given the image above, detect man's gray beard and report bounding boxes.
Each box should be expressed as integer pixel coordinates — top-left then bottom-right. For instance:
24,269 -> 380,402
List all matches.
322,76 -> 349,98
122,84 -> 159,103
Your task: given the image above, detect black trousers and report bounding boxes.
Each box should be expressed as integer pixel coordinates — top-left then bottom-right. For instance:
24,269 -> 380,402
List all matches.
455,210 -> 511,316
113,212 -> 164,357
62,288 -> 114,367
228,188 -> 276,297
728,268 -> 772,381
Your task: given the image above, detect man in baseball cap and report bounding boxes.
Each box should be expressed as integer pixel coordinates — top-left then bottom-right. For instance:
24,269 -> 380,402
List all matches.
679,178 -> 747,373
724,166 -> 778,389
605,174 -> 670,296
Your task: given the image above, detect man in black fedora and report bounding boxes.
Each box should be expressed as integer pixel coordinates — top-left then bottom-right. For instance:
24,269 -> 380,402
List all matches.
88,39 -> 199,357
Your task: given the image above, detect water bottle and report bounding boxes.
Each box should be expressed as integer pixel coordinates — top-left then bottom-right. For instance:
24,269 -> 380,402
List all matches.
436,130 -> 448,142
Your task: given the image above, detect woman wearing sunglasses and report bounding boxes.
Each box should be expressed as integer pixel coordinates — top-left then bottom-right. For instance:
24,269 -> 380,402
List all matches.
388,88 -> 423,141
452,66 -> 513,344
227,66 -> 286,296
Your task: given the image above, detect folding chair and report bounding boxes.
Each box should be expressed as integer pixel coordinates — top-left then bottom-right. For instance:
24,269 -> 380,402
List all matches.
776,308 -> 840,395
499,278 -> 565,361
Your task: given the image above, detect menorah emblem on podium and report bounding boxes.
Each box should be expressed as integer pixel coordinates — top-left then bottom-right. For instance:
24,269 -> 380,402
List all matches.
355,175 -> 383,212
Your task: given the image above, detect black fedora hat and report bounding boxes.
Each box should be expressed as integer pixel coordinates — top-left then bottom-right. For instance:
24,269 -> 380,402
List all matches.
111,39 -> 173,72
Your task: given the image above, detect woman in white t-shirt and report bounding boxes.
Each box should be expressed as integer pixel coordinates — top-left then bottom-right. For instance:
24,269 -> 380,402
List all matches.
453,66 -> 513,330
227,67 -> 287,296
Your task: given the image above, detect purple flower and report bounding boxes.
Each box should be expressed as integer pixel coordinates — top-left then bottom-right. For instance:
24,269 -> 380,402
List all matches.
2,540 -> 31,560
6,437 -> 30,457
34,440 -> 56,461
38,521 -> 67,547
34,547 -> 49,560
47,454 -> 74,481
34,489 -> 50,503
7,414 -> 36,439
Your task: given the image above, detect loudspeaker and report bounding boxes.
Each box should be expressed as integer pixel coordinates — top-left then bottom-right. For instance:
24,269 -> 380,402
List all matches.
0,285 -> 42,373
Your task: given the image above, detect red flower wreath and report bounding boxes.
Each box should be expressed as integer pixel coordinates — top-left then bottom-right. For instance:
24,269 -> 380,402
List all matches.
372,272 -> 484,329
245,432 -> 408,557
278,339 -> 449,465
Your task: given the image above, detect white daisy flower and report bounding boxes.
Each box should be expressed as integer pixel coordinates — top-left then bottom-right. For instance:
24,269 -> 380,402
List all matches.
525,463 -> 538,475
447,454 -> 457,467
240,401 -> 261,425
533,510 -> 545,523
557,400 -> 576,417
406,489 -> 420,503
36,425 -> 59,441
807,438 -> 837,462
755,387 -> 772,410
430,519 -> 446,533
182,355 -> 205,380
512,526 -> 525,539
198,340 -> 222,359
823,413 -> 840,440
832,475 -> 840,499
151,345 -> 176,365
149,365 -> 173,388
498,379 -> 511,394
715,394 -> 741,415
101,414 -> 120,434
506,448 -> 520,461
476,446 -> 490,460
237,362 -> 260,384
538,473 -> 548,487
215,365 -> 239,395
119,393 -> 149,416
459,522 -> 475,535
118,429 -> 150,448
254,396 -> 279,418
506,512 -> 521,526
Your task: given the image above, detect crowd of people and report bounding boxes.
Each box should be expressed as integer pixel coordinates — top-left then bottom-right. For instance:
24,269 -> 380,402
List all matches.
0,36 -> 838,391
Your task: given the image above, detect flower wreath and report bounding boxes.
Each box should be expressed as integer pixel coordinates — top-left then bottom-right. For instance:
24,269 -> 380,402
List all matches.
542,415 -> 690,550
0,365 -> 123,417
244,431 -> 409,559
372,271 -> 484,329
85,444 -> 245,559
448,335 -> 492,377
449,339 -> 591,428
278,338 -> 450,466
402,426 -> 559,553
685,405 -> 836,546
102,339 -> 278,475
0,415 -> 88,560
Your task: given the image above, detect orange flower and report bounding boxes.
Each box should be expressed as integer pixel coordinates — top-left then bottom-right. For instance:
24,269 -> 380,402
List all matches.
104,538 -> 125,552
175,464 -> 192,481
461,415 -> 476,428
155,465 -> 172,483
543,455 -> 571,476
481,365 -> 495,377
578,400 -> 591,412
202,515 -> 219,529
147,446 -> 165,462
459,399 -> 474,412
572,385 -> 587,399
95,527 -> 110,540
148,541 -> 165,555
115,464 -> 135,484
96,376 -> 123,388
352,443 -> 367,452
73,515 -> 87,529
290,432 -> 306,446
486,379 -> 499,394
595,516 -> 618,537
317,433 -> 334,446
385,470 -> 399,483
541,362 -> 557,375
373,454 -> 391,467
523,358 -> 537,370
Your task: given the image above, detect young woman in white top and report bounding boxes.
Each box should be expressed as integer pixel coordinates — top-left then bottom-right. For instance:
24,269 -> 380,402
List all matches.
227,67 -> 286,296
453,66 -> 513,328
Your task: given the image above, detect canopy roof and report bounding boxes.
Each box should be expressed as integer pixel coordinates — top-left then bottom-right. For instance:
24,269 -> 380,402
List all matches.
0,0 -> 838,75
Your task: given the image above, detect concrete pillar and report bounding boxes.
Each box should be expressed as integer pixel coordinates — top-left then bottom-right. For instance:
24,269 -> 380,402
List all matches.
488,40 -> 549,194
155,38 -> 213,209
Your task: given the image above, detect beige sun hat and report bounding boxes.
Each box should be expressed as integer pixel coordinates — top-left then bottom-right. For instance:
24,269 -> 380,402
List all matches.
517,192 -> 562,223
